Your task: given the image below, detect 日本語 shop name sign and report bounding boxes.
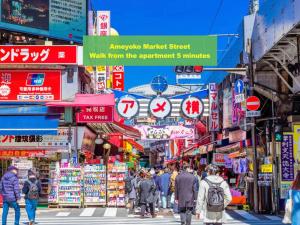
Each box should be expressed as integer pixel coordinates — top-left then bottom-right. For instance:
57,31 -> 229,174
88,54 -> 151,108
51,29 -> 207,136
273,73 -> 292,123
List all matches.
134,125 -> 195,140
76,106 -> 114,123
0,46 -> 77,64
209,83 -> 219,131
83,36 -> 217,66
0,127 -> 75,149
281,134 -> 294,181
0,70 -> 61,102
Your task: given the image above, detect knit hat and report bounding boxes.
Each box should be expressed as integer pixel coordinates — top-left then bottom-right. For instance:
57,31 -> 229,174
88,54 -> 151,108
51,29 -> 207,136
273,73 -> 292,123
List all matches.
28,169 -> 36,177
8,166 -> 18,172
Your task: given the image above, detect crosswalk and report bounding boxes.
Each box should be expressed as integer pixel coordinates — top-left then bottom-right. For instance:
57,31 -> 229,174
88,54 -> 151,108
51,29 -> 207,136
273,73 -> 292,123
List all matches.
4,208 -> 283,225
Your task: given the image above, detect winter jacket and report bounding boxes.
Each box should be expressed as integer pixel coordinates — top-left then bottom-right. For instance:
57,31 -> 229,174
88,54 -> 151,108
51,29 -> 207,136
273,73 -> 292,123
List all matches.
196,175 -> 232,224
160,173 -> 171,196
0,172 -> 21,202
22,177 -> 42,199
138,178 -> 156,204
175,171 -> 198,208
153,174 -> 162,192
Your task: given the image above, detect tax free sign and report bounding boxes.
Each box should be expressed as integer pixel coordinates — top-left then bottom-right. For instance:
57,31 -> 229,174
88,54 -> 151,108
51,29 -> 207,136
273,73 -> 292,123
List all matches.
83,36 -> 217,66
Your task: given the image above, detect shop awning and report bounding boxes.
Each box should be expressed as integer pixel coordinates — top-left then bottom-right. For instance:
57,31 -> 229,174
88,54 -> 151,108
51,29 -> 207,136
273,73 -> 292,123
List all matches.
0,115 -> 59,135
46,94 -> 115,107
216,142 -> 242,153
125,139 -> 144,153
111,122 -> 141,139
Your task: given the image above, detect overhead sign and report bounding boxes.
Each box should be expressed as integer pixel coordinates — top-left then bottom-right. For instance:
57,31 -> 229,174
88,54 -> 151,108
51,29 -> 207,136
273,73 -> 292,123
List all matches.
209,83 -> 219,131
112,66 -> 125,91
261,164 -> 273,173
96,11 -> 110,36
181,97 -> 204,119
0,127 -> 76,149
95,66 -> 107,92
0,0 -> 86,43
149,97 -> 172,119
83,35 -> 217,66
246,110 -> 261,117
117,96 -> 139,119
76,106 -> 114,123
234,79 -> 244,94
246,96 -> 261,111
0,70 -> 61,102
0,45 -> 77,64
0,150 -> 46,158
135,125 -> 195,140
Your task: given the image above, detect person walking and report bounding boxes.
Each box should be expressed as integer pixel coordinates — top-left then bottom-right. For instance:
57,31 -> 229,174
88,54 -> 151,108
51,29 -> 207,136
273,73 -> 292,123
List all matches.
196,164 -> 232,225
153,168 -> 162,211
138,172 -> 157,218
175,165 -> 198,225
160,168 -> 171,210
125,170 -> 137,214
285,170 -> 300,225
170,166 -> 179,212
0,166 -> 21,225
22,169 -> 41,225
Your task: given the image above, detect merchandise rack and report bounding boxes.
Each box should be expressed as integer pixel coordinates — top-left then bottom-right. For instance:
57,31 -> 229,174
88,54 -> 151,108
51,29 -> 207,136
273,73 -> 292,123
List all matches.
83,164 -> 106,207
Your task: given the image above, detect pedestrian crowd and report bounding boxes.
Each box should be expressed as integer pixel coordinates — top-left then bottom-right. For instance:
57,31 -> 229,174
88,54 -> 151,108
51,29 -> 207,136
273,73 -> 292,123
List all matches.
0,166 -> 41,225
125,163 -> 233,225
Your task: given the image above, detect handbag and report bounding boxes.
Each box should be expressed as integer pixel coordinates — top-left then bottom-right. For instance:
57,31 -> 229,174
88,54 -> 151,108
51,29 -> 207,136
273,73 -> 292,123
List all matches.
283,197 -> 292,224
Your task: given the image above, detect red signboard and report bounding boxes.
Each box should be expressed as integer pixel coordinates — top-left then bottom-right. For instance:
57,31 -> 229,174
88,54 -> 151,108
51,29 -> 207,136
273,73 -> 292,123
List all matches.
246,96 -> 261,111
0,150 -> 46,158
76,106 -> 114,123
0,70 -> 61,102
0,45 -> 77,64
112,71 -> 124,91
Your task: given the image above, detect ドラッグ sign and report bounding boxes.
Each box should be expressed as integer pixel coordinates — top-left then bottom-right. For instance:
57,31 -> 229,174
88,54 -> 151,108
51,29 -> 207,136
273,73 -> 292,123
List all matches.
0,70 -> 61,102
0,46 -> 77,64
246,96 -> 261,111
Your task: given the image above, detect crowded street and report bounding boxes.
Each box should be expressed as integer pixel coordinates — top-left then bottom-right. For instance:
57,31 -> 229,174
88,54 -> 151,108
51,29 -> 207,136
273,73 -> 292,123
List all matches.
0,0 -> 299,224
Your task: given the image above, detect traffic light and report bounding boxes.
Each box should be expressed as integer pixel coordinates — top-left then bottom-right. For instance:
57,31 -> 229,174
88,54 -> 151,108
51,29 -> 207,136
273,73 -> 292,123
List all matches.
194,66 -> 203,73
275,124 -> 283,142
175,66 -> 184,73
185,66 -> 194,73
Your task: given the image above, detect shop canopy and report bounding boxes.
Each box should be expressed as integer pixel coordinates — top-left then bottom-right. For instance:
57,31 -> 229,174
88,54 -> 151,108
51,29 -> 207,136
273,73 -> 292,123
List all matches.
124,139 -> 144,153
46,94 -> 115,107
0,106 -> 59,135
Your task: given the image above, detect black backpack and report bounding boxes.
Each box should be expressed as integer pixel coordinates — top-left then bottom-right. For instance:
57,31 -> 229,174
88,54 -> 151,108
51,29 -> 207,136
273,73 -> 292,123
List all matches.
125,177 -> 133,194
204,178 -> 225,212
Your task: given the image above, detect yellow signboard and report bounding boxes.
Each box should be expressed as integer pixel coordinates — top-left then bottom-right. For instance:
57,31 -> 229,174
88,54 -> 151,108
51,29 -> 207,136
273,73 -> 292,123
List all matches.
261,164 -> 273,173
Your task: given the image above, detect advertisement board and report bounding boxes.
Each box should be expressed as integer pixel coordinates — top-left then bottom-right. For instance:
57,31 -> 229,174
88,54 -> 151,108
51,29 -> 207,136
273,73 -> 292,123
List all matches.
112,66 -> 124,91
0,127 -> 76,149
135,125 -> 195,140
281,134 -> 295,181
0,45 -> 77,64
0,70 -> 61,101
76,106 -> 114,123
0,0 -> 86,42
223,88 -> 232,129
209,83 -> 219,131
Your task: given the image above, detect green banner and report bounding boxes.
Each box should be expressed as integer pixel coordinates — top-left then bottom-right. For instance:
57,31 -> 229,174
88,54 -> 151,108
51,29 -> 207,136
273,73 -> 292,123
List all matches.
83,36 -> 217,66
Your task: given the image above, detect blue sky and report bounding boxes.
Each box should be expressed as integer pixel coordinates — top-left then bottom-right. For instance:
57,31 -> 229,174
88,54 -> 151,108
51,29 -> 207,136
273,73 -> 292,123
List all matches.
90,0 -> 249,90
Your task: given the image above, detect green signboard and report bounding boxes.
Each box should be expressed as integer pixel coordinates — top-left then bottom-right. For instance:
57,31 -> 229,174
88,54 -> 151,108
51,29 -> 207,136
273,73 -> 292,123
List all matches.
83,36 -> 217,66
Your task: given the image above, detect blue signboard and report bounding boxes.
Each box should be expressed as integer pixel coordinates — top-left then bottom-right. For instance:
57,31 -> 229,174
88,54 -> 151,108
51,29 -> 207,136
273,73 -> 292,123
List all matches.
0,0 -> 87,43
234,79 -> 244,94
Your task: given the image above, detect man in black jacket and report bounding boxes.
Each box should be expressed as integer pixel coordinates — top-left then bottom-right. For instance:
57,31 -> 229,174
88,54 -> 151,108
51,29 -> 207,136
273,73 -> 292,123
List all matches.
22,169 -> 41,225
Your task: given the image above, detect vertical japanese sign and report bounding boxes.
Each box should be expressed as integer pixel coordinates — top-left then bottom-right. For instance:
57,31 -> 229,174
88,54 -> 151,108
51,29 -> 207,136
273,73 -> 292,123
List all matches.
209,83 -> 219,131
95,11 -> 110,93
112,66 -> 125,91
281,134 -> 294,181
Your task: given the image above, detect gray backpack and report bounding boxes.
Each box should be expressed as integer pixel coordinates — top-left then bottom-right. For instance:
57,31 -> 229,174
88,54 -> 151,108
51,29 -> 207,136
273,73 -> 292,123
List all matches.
204,178 -> 225,212
28,180 -> 39,200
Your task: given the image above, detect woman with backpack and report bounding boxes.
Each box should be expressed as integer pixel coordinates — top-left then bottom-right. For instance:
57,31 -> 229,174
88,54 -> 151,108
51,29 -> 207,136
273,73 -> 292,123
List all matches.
195,164 -> 232,225
22,169 -> 42,225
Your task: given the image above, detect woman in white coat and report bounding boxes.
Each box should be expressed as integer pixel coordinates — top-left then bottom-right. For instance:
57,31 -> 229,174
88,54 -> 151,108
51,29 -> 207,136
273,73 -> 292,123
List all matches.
195,164 -> 232,225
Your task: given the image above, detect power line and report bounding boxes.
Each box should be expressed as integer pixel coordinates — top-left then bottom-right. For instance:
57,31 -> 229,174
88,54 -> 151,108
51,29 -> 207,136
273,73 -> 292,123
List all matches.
209,0 -> 224,34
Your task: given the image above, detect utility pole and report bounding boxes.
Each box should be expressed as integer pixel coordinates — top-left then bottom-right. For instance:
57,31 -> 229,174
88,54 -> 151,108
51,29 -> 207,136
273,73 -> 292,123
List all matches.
248,39 -> 259,213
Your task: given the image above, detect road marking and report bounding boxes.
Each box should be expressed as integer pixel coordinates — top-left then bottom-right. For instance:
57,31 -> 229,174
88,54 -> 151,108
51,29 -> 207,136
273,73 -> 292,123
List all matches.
56,212 -> 71,217
234,210 -> 260,221
265,215 -> 281,220
224,212 -> 235,220
104,207 -> 118,217
80,208 -> 96,217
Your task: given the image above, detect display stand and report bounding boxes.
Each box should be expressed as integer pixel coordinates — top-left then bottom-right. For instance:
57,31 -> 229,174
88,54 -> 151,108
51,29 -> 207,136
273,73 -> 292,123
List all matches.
84,164 -> 106,207
58,165 -> 82,207
48,162 -> 59,207
38,160 -> 50,204
107,163 -> 127,207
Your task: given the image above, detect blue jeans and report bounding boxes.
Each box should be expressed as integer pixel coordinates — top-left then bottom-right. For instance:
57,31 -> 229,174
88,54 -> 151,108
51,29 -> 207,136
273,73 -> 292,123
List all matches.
25,199 -> 38,222
161,196 -> 167,209
2,201 -> 20,225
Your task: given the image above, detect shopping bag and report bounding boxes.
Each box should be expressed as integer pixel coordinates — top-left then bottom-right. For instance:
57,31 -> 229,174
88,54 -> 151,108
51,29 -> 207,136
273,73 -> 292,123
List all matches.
283,198 -> 292,224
